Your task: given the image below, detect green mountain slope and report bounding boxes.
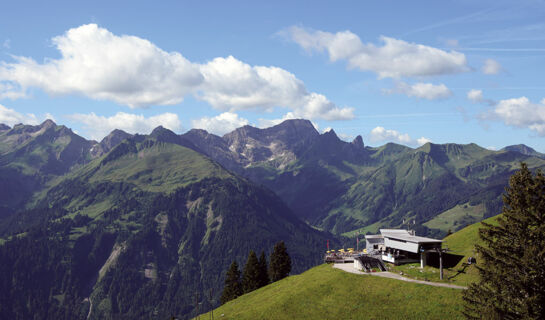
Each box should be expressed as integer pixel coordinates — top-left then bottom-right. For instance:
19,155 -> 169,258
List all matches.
200,264 -> 464,319
0,120 -> 95,218
0,134 -> 335,319
181,119 -> 545,237
257,140 -> 545,236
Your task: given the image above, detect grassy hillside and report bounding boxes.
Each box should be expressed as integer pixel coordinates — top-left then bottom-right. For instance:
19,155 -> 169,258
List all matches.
202,215 -> 505,320
423,202 -> 485,233
388,215 -> 500,286
200,264 -> 464,319
440,214 -> 501,285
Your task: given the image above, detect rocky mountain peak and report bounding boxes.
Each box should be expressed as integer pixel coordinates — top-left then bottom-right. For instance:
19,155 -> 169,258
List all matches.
99,129 -> 133,153
322,128 -> 340,141
150,126 -> 179,143
0,124 -> 10,131
40,119 -> 57,130
351,135 -> 364,148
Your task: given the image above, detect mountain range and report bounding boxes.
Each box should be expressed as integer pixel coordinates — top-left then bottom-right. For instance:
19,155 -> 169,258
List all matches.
1,118 -> 544,318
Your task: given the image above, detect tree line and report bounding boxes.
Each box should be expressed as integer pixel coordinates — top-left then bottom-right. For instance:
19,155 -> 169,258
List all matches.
220,241 -> 291,304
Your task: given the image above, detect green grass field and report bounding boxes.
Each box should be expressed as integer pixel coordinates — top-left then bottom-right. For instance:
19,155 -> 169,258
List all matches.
423,202 -> 485,233
200,264 -> 464,320
439,214 -> 500,286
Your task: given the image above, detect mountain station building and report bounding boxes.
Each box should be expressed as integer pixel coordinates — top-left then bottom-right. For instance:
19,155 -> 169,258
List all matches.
365,229 -> 443,268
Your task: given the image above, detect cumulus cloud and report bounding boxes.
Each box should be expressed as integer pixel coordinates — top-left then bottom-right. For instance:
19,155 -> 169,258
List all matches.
482,59 -> 501,75
68,111 -> 182,140
0,24 -> 353,122
0,104 -> 44,126
199,56 -> 354,120
283,26 -> 469,78
467,89 -> 483,103
0,83 -> 26,99
369,126 -> 431,146
191,112 -> 249,136
0,24 -> 202,108
385,82 -> 452,100
467,89 -> 496,106
488,96 -> 545,135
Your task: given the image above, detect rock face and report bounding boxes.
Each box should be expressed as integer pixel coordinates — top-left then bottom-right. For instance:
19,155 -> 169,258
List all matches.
0,124 -> 10,131
221,119 -> 320,167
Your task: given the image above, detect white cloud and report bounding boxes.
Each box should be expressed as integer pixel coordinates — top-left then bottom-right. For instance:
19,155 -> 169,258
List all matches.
0,24 -> 353,122
0,83 -> 26,99
0,104 -> 42,126
486,146 -> 497,151
490,96 -> 545,135
385,82 -> 452,100
191,112 -> 249,136
417,137 -> 432,145
467,89 -> 483,103
2,39 -> 10,49
68,111 -> 182,140
482,59 -> 501,75
199,56 -> 354,120
0,24 -> 202,108
283,26 -> 469,78
467,89 -> 496,106
369,126 -> 430,146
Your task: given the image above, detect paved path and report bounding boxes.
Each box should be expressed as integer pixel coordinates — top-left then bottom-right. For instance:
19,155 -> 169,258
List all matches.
333,263 -> 467,290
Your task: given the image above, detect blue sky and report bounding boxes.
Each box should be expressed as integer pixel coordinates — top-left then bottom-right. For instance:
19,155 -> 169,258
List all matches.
1,1 -> 545,151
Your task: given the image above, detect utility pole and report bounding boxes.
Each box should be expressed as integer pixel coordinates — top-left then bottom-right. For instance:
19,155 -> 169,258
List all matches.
435,248 -> 447,280
209,288 -> 214,320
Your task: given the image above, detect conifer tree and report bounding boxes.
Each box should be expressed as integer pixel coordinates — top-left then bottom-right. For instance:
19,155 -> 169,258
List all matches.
463,163 -> 545,319
242,250 -> 261,293
257,250 -> 270,287
269,241 -> 291,282
220,261 -> 242,305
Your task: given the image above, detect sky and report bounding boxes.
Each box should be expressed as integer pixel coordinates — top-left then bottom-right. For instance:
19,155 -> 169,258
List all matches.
1,1 -> 545,151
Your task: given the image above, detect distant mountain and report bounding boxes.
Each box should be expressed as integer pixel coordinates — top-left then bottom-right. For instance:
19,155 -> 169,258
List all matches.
3,118 -> 543,238
0,120 -> 95,218
2,118 -> 545,319
180,120 -> 545,236
90,129 -> 133,157
502,144 -> 545,159
0,129 -> 334,319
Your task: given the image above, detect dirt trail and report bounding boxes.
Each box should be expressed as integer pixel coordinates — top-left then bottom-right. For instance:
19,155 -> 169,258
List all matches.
333,263 -> 467,290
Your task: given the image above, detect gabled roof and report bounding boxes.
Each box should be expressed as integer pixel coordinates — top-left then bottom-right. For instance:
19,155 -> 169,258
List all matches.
379,229 -> 442,244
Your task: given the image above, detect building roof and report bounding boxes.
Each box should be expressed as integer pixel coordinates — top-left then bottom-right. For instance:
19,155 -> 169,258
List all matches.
379,229 -> 442,244
364,234 -> 384,239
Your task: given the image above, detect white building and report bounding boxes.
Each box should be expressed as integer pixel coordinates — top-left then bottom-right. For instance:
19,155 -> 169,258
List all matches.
365,229 -> 442,268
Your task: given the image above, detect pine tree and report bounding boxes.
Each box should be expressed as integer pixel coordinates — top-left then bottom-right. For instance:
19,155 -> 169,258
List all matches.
269,241 -> 291,282
257,251 -> 270,288
242,250 -> 261,293
463,163 -> 545,319
220,261 -> 242,305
